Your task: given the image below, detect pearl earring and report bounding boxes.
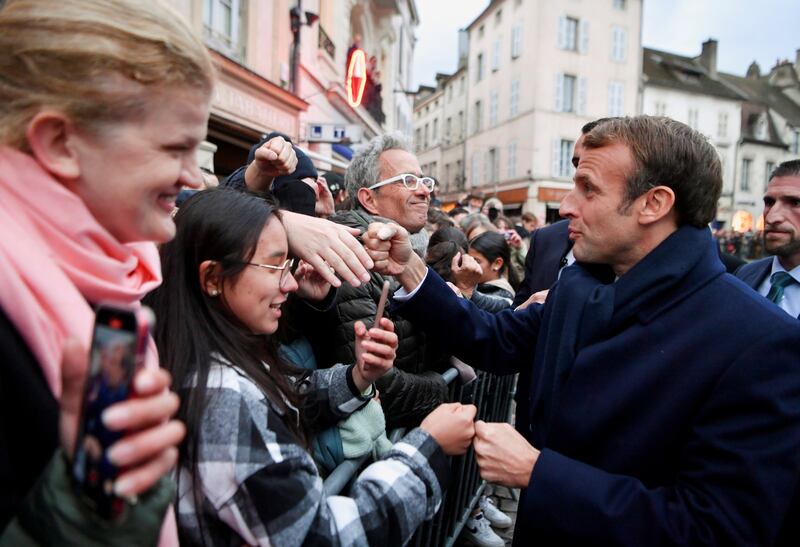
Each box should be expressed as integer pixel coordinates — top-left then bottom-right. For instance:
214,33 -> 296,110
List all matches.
210,288 -> 220,296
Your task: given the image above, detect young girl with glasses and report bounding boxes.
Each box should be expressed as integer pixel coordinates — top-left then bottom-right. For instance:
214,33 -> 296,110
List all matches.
149,188 -> 477,546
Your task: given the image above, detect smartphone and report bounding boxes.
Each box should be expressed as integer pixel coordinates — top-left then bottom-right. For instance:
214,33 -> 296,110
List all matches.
373,280 -> 391,328
503,230 -> 513,241
71,304 -> 150,519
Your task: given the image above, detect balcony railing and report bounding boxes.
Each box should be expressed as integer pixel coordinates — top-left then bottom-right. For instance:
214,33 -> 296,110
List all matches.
319,25 -> 335,59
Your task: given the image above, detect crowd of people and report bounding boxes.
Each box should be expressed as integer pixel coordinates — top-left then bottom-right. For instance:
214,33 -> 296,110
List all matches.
1,1 -> 800,547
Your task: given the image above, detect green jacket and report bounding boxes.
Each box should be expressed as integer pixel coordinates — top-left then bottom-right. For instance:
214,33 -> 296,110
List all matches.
1,451 -> 173,547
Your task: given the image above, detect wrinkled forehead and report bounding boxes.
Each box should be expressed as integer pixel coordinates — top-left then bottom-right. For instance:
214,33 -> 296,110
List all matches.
378,149 -> 421,179
766,176 -> 800,197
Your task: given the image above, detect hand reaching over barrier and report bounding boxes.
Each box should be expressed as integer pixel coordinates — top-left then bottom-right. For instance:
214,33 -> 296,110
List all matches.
293,260 -> 332,302
450,252 -> 483,299
244,135 -> 299,191
352,318 -> 398,392
420,403 -> 477,456
281,212 -> 373,288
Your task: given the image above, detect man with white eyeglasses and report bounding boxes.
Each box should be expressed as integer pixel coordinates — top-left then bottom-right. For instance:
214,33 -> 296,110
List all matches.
300,132 -> 449,431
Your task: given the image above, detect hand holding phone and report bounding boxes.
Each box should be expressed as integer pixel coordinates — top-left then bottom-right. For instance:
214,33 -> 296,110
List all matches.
71,304 -> 150,519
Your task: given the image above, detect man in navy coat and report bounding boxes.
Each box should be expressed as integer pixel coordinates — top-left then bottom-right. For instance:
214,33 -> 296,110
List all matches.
736,160 -> 800,318
364,116 -> 800,545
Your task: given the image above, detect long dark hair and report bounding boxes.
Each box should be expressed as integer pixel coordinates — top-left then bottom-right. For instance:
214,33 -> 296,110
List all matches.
147,189 -> 306,539
469,231 -> 520,289
426,226 -> 468,281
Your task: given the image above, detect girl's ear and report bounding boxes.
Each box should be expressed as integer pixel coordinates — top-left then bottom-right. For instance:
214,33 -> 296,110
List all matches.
199,260 -> 222,296
492,257 -> 504,272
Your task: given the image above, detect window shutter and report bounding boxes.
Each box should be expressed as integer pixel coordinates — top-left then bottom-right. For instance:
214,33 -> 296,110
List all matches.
557,16 -> 566,49
620,28 -> 627,62
579,20 -> 589,54
578,77 -> 587,115
555,73 -> 563,112
552,139 -> 561,177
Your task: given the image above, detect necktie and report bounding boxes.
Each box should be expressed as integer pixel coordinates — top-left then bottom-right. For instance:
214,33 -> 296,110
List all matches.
766,271 -> 796,304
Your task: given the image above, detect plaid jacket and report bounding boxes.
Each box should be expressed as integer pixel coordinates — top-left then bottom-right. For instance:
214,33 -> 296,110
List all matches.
175,362 -> 448,546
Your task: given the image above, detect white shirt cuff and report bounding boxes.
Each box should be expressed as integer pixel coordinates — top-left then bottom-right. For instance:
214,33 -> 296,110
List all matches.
393,269 -> 429,301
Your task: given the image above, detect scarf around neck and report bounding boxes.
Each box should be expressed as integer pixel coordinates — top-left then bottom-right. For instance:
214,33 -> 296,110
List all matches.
0,146 -> 162,397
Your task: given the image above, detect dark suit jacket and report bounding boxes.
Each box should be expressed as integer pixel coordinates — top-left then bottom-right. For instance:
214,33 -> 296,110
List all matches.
512,220 -> 571,307
735,256 -> 772,288
395,227 -> 800,546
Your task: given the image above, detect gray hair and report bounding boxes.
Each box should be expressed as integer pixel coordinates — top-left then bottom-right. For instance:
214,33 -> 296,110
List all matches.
345,131 -> 413,198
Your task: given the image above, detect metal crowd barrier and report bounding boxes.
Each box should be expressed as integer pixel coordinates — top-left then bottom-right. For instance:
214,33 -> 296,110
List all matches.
323,366 -> 517,547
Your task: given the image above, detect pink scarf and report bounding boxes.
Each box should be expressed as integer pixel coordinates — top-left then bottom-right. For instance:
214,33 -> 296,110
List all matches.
0,146 -> 178,545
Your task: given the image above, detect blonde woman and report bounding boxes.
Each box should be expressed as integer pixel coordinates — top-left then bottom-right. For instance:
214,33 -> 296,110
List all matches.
0,0 -> 372,544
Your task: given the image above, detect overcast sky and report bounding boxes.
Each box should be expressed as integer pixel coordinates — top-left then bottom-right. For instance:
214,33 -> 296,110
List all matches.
412,0 -> 800,89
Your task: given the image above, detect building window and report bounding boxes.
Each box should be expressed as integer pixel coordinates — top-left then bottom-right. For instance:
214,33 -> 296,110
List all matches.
558,16 -> 587,53
511,24 -> 522,58
486,148 -> 498,183
204,0 -> 244,59
478,24 -> 485,38
553,139 -> 575,178
489,90 -> 499,127
459,76 -> 466,96
688,108 -> 699,130
433,118 -> 438,143
414,128 -> 421,151
654,101 -> 667,116
508,142 -> 517,179
492,38 -> 501,71
458,111 -> 464,139
472,152 -> 481,186
559,16 -> 579,51
740,158 -> 752,192
717,112 -> 728,138
613,0 -> 626,9
495,9 -> 502,25
446,117 -> 452,139
456,159 -> 463,189
611,26 -> 627,62
792,129 -> 800,154
474,100 -> 483,133
510,79 -> 520,117
476,52 -> 485,82
555,73 -> 577,113
608,81 -> 624,117
423,124 -> 429,148
756,114 -> 768,140
765,161 -> 776,187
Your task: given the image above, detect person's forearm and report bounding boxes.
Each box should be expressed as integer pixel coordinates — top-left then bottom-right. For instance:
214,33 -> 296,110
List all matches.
243,161 -> 275,192
396,253 -> 427,292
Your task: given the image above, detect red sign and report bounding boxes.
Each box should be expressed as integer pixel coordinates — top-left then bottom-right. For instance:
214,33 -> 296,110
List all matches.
346,48 -> 367,107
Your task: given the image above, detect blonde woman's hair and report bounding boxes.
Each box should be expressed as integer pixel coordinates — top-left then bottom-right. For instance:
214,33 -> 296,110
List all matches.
0,0 -> 215,149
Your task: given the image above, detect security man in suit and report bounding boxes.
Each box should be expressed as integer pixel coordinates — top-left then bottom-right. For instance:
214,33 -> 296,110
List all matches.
736,159 -> 800,318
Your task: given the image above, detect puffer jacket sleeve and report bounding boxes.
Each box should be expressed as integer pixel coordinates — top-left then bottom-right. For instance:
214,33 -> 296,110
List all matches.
375,368 -> 448,429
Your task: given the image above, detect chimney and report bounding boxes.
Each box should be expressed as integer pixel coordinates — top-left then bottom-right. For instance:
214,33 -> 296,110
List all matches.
699,39 -> 718,78
796,48 -> 800,79
746,61 -> 761,80
457,29 -> 469,69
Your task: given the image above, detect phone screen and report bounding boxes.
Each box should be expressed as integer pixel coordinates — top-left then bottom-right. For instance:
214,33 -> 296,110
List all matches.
72,307 -> 139,519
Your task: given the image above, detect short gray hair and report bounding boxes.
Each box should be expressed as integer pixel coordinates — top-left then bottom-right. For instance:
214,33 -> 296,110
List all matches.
345,131 -> 413,198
